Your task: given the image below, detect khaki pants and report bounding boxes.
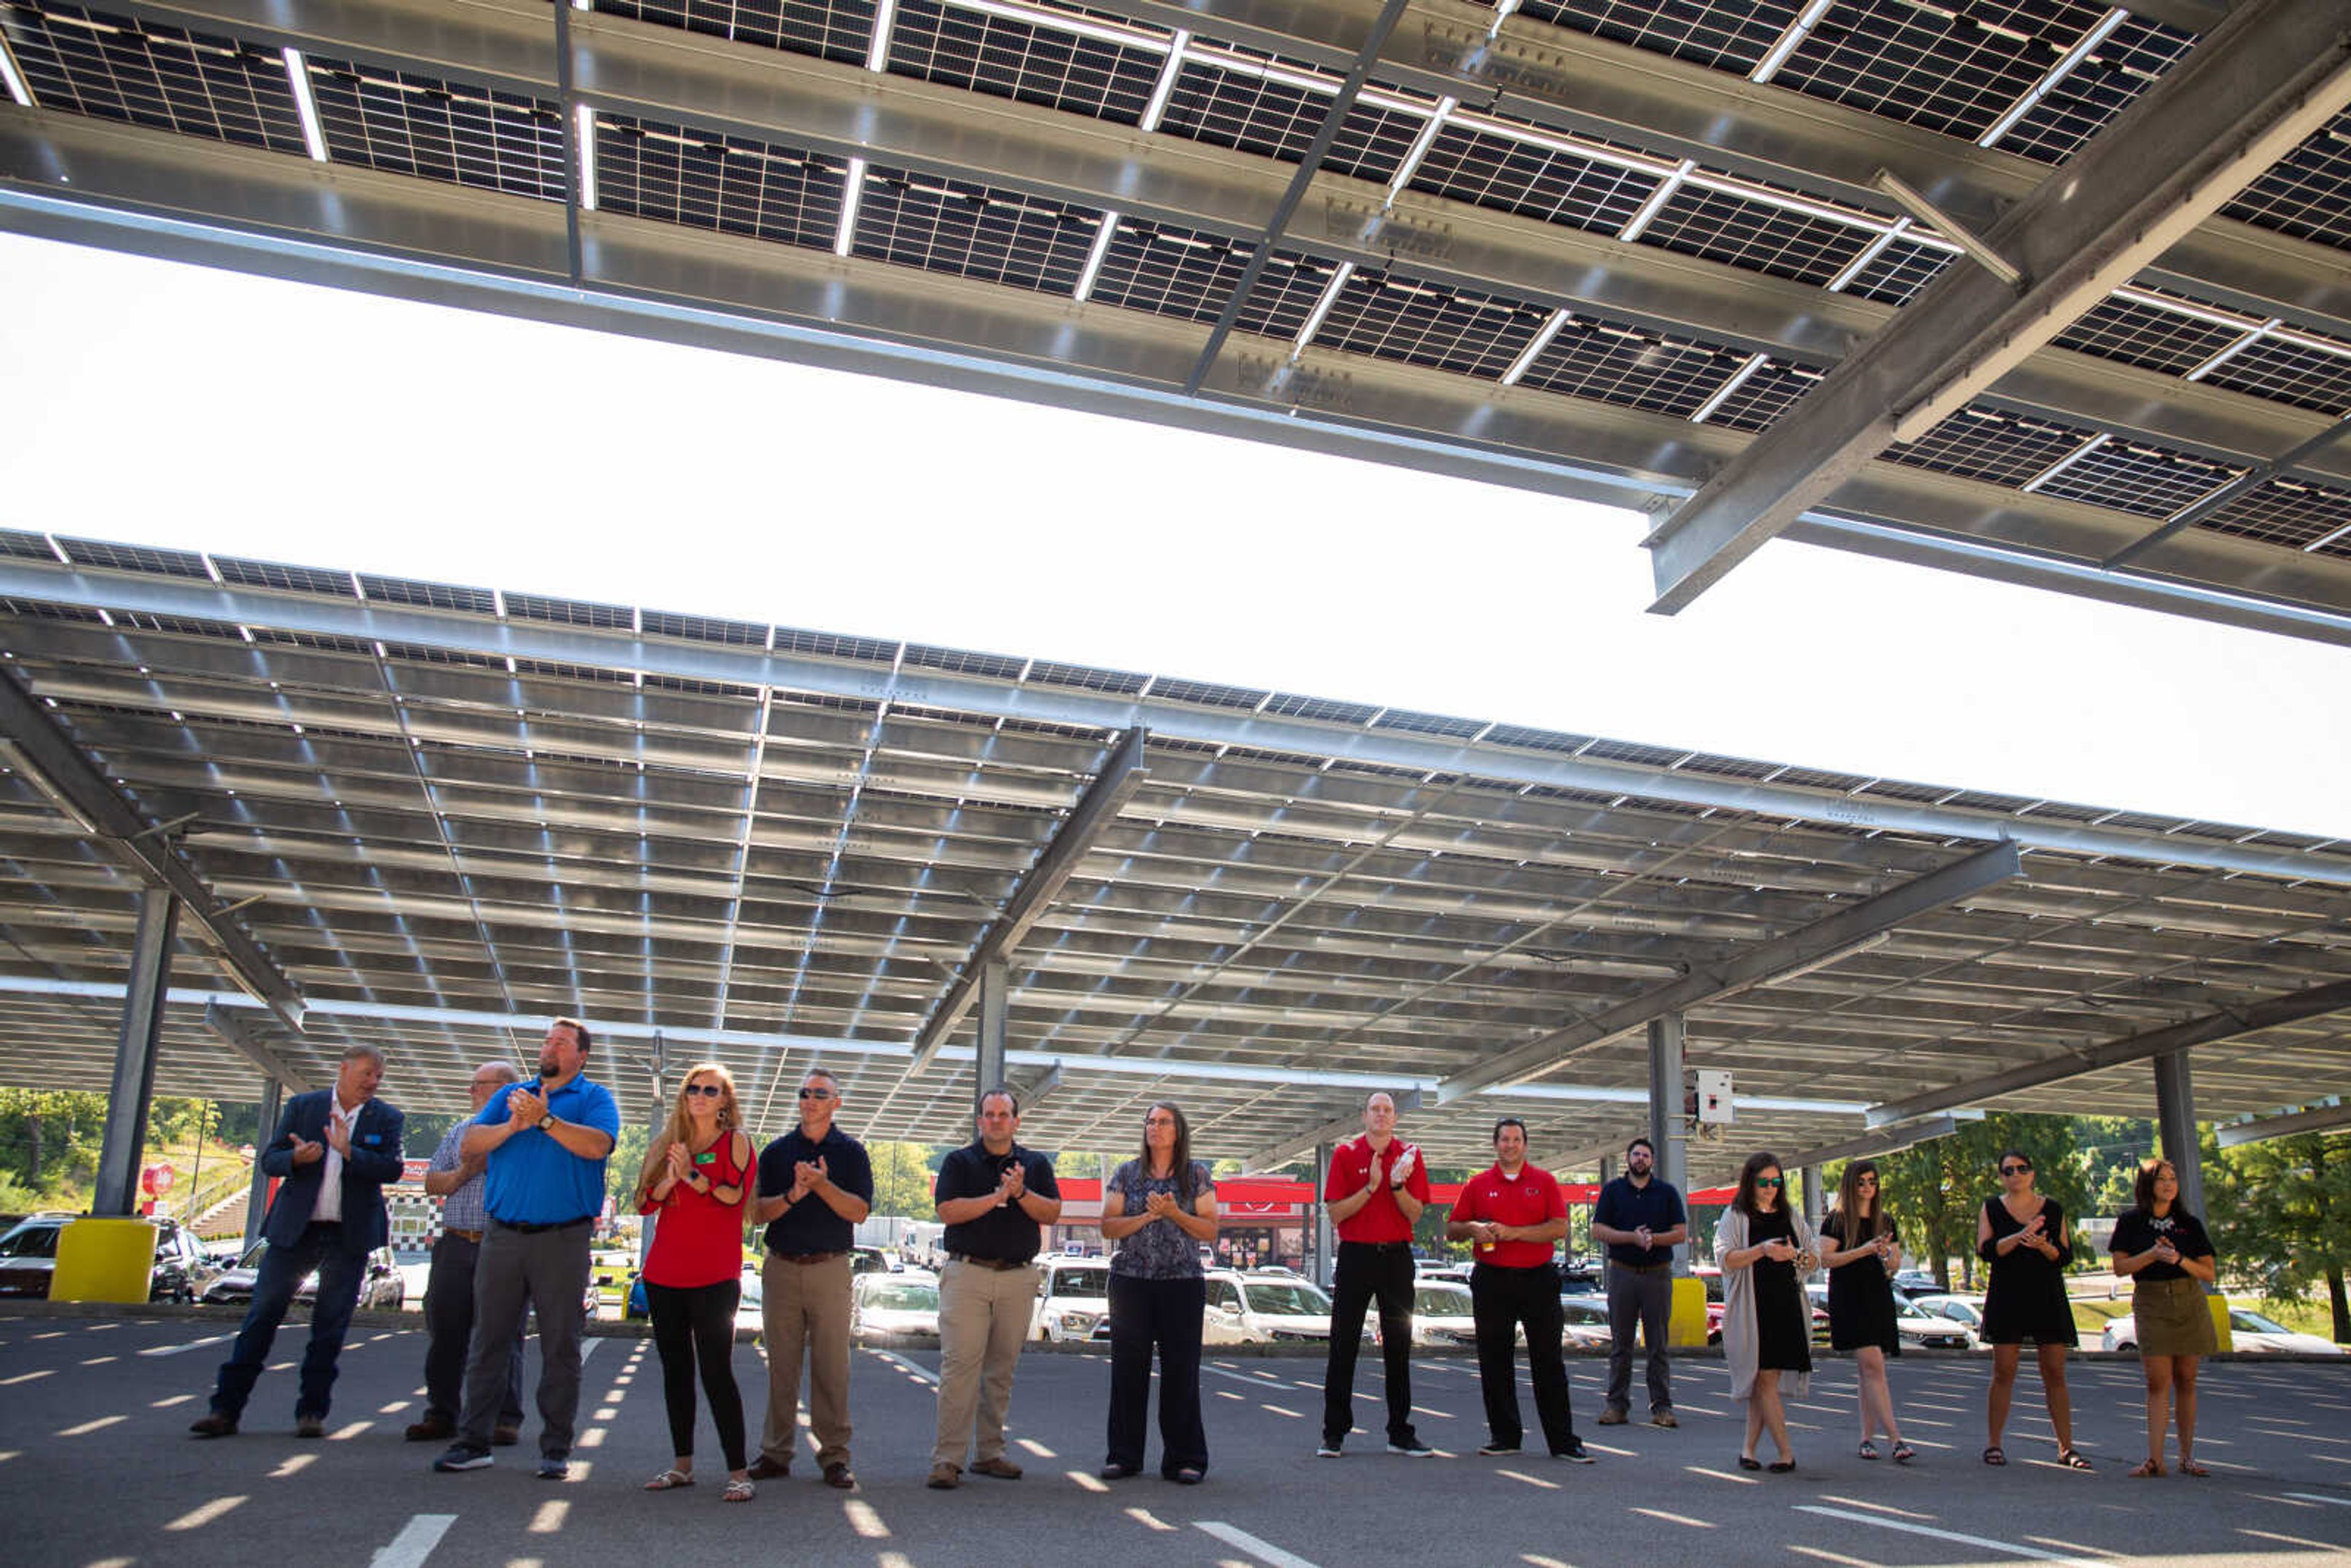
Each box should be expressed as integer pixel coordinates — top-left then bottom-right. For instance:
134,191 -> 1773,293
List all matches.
759,1251 -> 854,1470
932,1257 -> 1038,1470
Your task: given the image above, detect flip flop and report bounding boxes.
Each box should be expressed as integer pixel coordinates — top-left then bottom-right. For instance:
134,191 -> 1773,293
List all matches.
645,1469 -> 696,1491
1982,1446 -> 2006,1466
2178,1459 -> 2210,1477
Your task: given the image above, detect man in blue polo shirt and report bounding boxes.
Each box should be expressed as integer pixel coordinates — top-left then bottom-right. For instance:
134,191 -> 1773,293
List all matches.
433,1016 -> 620,1480
1592,1136 -> 1689,1427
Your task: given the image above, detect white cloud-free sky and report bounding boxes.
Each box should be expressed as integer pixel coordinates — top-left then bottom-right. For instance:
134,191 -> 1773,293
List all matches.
4,230 -> 2347,837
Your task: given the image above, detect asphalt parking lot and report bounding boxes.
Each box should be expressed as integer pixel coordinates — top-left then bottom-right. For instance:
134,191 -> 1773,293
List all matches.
4,1308 -> 2349,1567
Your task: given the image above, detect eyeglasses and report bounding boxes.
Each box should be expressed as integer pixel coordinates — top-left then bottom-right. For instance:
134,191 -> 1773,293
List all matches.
684,1084 -> 724,1098
798,1087 -> 834,1101
2000,1163 -> 2032,1176
1755,1176 -> 1783,1188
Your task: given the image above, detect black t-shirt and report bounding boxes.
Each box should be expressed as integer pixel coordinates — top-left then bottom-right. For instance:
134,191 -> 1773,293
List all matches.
2109,1206 -> 2213,1282
756,1125 -> 874,1254
934,1139 -> 1061,1262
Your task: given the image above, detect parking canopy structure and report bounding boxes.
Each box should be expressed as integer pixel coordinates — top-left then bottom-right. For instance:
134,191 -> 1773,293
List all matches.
4,0 -> 2351,647
0,538 -> 2346,1181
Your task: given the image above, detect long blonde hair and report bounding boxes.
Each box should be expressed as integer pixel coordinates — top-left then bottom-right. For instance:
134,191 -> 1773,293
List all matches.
639,1062 -> 741,1195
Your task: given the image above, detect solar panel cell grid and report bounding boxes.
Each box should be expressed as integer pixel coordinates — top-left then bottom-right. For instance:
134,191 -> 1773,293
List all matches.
356,575 -> 498,615
1837,235 -> 1951,307
306,56 -> 564,202
212,557 -> 358,598
0,4 -> 309,156
505,594 -> 635,631
1515,0 -> 1800,77
2197,478 -> 2351,552
1235,253 -> 1340,340
591,0 -> 877,69
2053,298 -> 2244,377
640,610 -> 771,647
2035,440 -> 2238,520
54,537 -> 210,578
1313,271 -> 1548,379
1154,56 -> 1330,164
850,167 -> 1101,296
901,644 -> 1027,679
1771,0 -> 2112,145
1319,101 -> 1433,184
1517,318 -> 1748,419
885,0 -> 1162,125
1993,13 -> 2197,165
2222,112 -> 2351,252
0,530 -> 58,562
1025,661 -> 1149,694
1703,359 -> 1821,433
2199,337 -> 2351,418
593,114 -> 846,252
1084,219 -> 1254,325
1408,123 -> 1660,235
1261,693 -> 1382,724
1638,183 -> 1875,286
1886,405 -> 2093,488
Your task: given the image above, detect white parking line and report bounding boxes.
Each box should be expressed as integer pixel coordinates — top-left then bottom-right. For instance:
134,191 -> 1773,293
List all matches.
867,1349 -> 939,1387
140,1334 -> 233,1359
1794,1504 -> 2101,1565
2282,1492 -> 2351,1508
367,1513 -> 456,1568
1196,1520 -> 1322,1568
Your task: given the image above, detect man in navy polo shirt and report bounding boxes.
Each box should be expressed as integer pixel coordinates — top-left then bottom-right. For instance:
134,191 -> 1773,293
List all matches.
1592,1135 -> 1688,1426
433,1016 -> 620,1480
1447,1117 -> 1591,1462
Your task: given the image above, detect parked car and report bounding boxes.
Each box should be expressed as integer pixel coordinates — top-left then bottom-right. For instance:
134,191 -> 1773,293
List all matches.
1559,1294 -> 1613,1349
850,1245 -> 896,1277
1199,1269 -> 1346,1345
851,1270 -> 941,1338
1397,1280 -> 1477,1348
1910,1294 -> 1988,1346
2104,1307 -> 2345,1354
1894,1300 -> 1974,1350
1032,1255 -> 1112,1342
1890,1269 -> 1942,1299
203,1242 -> 404,1311
0,1214 -> 219,1303
1559,1259 -> 1603,1295
1419,1263 -> 1474,1286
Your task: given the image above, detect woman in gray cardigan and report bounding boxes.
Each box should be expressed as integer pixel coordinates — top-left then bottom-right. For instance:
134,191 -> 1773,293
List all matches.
1715,1151 -> 1818,1473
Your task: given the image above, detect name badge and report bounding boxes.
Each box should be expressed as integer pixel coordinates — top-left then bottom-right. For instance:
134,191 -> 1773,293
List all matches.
694,1150 -> 716,1167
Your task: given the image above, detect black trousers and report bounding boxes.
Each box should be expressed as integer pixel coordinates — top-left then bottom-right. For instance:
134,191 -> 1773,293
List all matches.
423,1231 -> 523,1427
645,1278 -> 748,1470
1322,1241 -> 1417,1446
1471,1262 -> 1578,1452
1106,1272 -> 1209,1476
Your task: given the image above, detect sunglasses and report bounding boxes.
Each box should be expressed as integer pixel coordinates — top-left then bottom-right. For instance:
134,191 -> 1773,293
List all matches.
1755,1176 -> 1783,1188
798,1087 -> 834,1101
2000,1163 -> 2032,1175
684,1084 -> 724,1098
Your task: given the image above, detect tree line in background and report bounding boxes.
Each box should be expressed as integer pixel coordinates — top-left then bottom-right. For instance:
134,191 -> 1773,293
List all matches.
0,1089 -> 270,1216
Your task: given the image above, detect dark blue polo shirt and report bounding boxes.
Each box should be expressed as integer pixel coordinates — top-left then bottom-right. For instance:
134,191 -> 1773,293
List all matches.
934,1140 -> 1060,1263
1595,1174 -> 1687,1268
756,1125 -> 874,1254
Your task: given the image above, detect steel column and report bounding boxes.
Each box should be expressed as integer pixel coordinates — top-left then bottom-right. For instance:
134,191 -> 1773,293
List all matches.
94,888 -> 179,1217
1802,1165 -> 1823,1229
974,959 -> 1008,1117
242,1073 -> 281,1253
1314,1139 -> 1335,1289
1647,1013 -> 1687,1274
2153,1049 -> 2207,1244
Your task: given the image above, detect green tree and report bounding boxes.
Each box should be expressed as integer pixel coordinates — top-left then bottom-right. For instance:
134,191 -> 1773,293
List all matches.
1874,1115 -> 2096,1291
2206,1127 -> 2351,1343
867,1141 -> 945,1217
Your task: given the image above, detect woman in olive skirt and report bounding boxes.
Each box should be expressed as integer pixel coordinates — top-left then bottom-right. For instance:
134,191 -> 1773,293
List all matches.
2109,1157 -> 2218,1477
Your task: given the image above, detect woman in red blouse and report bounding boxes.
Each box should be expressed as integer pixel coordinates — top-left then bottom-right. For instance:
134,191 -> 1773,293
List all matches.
636,1062 -> 755,1501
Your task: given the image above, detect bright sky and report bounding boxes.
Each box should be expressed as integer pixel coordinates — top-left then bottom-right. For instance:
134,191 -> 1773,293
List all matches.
4,230 -> 2347,839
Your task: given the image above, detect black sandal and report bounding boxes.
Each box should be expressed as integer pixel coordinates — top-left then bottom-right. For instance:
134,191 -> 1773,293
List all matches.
1891,1442 -> 1917,1465
2059,1448 -> 2094,1471
1737,1455 -> 1761,1471
1982,1446 -> 2006,1466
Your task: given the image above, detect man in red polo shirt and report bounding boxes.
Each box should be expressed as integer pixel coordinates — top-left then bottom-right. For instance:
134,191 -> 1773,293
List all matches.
1448,1118 -> 1592,1462
1318,1091 -> 1433,1457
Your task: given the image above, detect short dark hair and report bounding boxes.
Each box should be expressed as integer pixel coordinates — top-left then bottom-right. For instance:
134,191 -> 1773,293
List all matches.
1626,1136 -> 1655,1158
979,1086 -> 1019,1117
1491,1117 -> 1528,1144
552,1015 -> 593,1053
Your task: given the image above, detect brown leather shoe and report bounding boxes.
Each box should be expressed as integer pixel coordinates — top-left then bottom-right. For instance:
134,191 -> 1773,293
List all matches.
823,1463 -> 856,1490
492,1424 -> 522,1447
295,1415 -> 326,1439
405,1415 -> 456,1443
1651,1409 -> 1679,1428
188,1413 -> 238,1438
745,1455 -> 792,1480
970,1457 -> 1023,1480
1596,1409 -> 1627,1425
926,1463 -> 961,1489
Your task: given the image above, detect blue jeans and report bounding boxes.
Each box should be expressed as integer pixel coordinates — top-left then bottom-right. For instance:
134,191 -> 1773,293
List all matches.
211,1221 -> 366,1420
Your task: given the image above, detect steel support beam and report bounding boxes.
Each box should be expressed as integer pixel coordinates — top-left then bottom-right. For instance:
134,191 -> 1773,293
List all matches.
1017,1060 -> 1065,1116
911,727 -> 1150,1071
1246,1090 -> 1422,1171
1647,1013 -> 1687,1274
1868,977 -> 2351,1128
2153,1049 -> 2207,1229
1780,1114 -> 1967,1172
2218,1101 -> 2351,1147
1313,1139 -> 1335,1288
203,999 -> 318,1094
1646,0 -> 2351,613
6,560 -> 2341,882
1801,1165 -> 1823,1229
93,888 -> 178,1216
0,666 -> 304,1029
242,1072 -> 280,1253
1437,841 -> 2026,1101
973,959 -> 1008,1118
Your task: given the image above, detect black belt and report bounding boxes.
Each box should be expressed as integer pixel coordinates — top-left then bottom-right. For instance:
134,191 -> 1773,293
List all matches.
1341,1240 -> 1413,1251
770,1251 -> 843,1266
443,1228 -> 486,1243
948,1253 -> 1030,1271
1613,1261 -> 1671,1274
495,1216 -> 593,1235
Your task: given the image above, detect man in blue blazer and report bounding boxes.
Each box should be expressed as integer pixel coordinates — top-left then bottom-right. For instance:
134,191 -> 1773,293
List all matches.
192,1044 -> 405,1437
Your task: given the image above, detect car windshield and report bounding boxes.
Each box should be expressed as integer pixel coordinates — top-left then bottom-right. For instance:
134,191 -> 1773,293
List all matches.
1240,1281 -> 1330,1316
0,1226 -> 60,1259
1046,1268 -> 1107,1299
1412,1286 -> 1469,1315
867,1283 -> 940,1311
2232,1310 -> 2288,1334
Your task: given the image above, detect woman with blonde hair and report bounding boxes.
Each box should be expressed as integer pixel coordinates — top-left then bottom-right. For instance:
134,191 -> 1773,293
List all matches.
1715,1151 -> 1816,1473
636,1063 -> 756,1501
2110,1157 -> 2217,1477
1820,1160 -> 1914,1463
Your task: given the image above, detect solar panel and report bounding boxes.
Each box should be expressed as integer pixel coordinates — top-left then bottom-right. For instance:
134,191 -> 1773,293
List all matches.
212,557 -> 358,598
2199,337 -> 2351,417
773,626 -> 899,664
2053,296 -> 2244,377
1235,252 -> 1340,340
304,55 -> 564,202
1084,218 -> 1254,325
53,536 -> 210,579
1153,52 -> 1331,165
1516,318 -> 1748,419
505,593 -> 635,631
1321,100 -> 1436,184
1771,0 -> 2113,146
1994,14 -> 2197,166
1887,406 -> 2093,488
642,610 -> 771,647
593,113 -> 846,251
2222,111 -> 2351,252
2197,478 -> 2351,552
592,0 -> 877,69
1638,183 -> 1876,287
885,0 -> 1162,124
1261,692 -> 1382,724
851,165 -> 1101,295
2034,440 -> 2237,519
1408,121 -> 1660,236
1837,234 -> 1952,307
1515,0 -> 1799,77
356,575 -> 497,616
901,643 -> 1027,679
1703,358 -> 1822,433
0,3 -> 308,156
1025,659 -> 1149,695
1148,676 -> 1269,710
1313,271 -> 1548,379
0,530 -> 58,562
1373,708 -> 1485,738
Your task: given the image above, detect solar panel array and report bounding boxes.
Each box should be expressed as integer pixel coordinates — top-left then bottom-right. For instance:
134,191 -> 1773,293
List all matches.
0,535 -> 2345,1172
4,0 -> 2349,637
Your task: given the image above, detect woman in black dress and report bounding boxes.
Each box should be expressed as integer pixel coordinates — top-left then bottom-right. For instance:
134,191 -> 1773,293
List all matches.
1978,1149 -> 2087,1469
1714,1151 -> 1816,1473
2110,1157 -> 2217,1477
1820,1160 -> 1914,1463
